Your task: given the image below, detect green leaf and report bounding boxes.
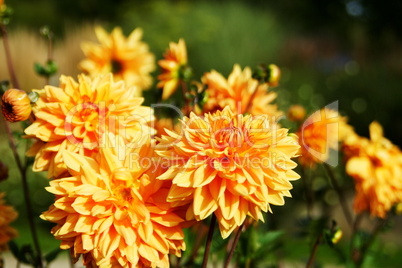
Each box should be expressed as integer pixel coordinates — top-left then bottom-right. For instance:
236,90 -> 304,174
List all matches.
8,240 -> 21,262
34,60 -> 58,77
44,248 -> 62,264
252,231 -> 284,261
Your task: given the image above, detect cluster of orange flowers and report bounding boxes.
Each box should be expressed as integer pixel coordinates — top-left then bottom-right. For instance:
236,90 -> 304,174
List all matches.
343,122 -> 402,218
1,26 -> 300,267
1,25 -> 402,267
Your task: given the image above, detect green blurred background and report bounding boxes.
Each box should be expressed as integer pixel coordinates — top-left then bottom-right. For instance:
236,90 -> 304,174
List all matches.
7,0 -> 402,144
1,0 -> 402,266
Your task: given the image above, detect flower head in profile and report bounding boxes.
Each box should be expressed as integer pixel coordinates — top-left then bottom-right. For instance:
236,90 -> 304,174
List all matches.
157,39 -> 188,100
79,26 -> 155,93
24,73 -> 154,179
344,122 -> 402,218
0,193 -> 18,251
297,108 -> 348,168
1,88 -> 32,122
201,64 -> 282,119
156,107 -> 300,238
41,134 -> 185,267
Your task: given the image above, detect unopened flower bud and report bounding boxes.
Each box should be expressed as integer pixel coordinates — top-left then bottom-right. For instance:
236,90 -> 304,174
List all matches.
267,64 -> 281,87
331,229 -> 343,244
1,88 -> 32,122
287,105 -> 306,122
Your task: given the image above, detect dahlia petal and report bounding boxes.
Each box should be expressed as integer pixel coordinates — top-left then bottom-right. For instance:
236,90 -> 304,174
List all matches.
138,243 -> 159,263
63,150 -> 98,175
75,215 -> 95,234
57,214 -> 79,236
146,231 -> 169,254
98,216 -> 114,233
99,227 -> 120,257
82,234 -> 94,251
115,222 -> 136,246
193,186 -> 218,220
158,167 -> 180,181
71,196 -> 93,215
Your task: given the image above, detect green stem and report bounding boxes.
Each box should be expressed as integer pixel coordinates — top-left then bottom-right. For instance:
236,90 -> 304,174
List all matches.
353,218 -> 387,268
224,223 -> 244,268
201,214 -> 216,268
1,24 -> 43,267
180,80 -> 191,116
305,231 -> 323,268
323,163 -> 353,227
300,166 -> 314,219
0,24 -> 19,89
2,119 -> 43,268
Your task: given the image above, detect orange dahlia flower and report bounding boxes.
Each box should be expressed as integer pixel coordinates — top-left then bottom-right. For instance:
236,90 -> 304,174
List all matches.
297,108 -> 347,168
79,26 -> 155,93
345,122 -> 402,218
41,134 -> 185,267
1,88 -> 32,122
157,39 -> 188,100
201,64 -> 282,119
24,73 -> 154,179
156,107 -> 300,238
0,193 -> 18,251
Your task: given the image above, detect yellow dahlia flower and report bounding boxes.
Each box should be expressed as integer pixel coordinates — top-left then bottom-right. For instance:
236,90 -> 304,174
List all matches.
0,193 -> 18,251
297,108 -> 347,168
201,64 -> 282,119
157,39 -> 188,100
24,73 -> 154,179
41,134 -> 185,267
345,122 -> 402,218
156,107 -> 300,238
79,26 -> 155,93
1,88 -> 32,122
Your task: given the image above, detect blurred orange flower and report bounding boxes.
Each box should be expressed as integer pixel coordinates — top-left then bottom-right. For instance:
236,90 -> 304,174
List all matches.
157,39 -> 188,100
41,134 -> 185,267
79,26 -> 155,94
344,122 -> 402,218
287,104 -> 306,122
1,88 -> 31,122
297,108 -> 347,168
24,74 -> 154,179
154,117 -> 182,137
201,64 -> 282,119
156,107 -> 300,238
0,193 -> 18,251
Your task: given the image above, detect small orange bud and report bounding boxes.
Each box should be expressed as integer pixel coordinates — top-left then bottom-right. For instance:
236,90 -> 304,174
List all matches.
267,64 -> 281,87
1,89 -> 32,122
287,104 -> 306,122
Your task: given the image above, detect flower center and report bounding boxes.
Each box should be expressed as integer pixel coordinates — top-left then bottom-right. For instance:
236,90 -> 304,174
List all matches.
77,95 -> 100,131
111,169 -> 136,203
215,126 -> 245,148
111,59 -> 123,74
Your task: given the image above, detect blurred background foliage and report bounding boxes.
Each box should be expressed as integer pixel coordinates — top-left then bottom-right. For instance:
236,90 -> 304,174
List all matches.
7,0 -> 401,145
1,0 -> 402,266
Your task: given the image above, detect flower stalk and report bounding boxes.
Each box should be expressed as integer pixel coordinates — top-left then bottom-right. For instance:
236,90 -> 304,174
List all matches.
1,21 -> 43,268
201,214 -> 217,268
323,163 -> 353,227
224,223 -> 244,268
